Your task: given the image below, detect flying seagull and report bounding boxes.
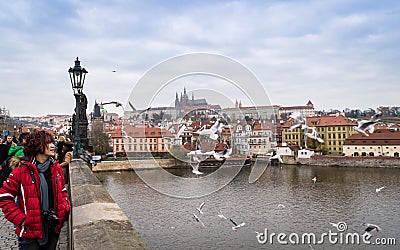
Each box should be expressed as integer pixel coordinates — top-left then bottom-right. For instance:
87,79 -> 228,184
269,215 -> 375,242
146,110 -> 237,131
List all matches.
192,119 -> 223,140
212,148 -> 233,161
289,112 -> 307,131
270,153 -> 283,164
217,210 -> 227,220
277,204 -> 286,209
193,213 -> 205,228
197,202 -> 205,214
312,176 -> 317,184
304,127 -> 324,143
375,186 -> 385,193
363,223 -> 381,232
187,150 -> 206,176
139,107 -> 152,114
102,101 -> 123,107
230,218 -> 245,230
353,112 -> 382,136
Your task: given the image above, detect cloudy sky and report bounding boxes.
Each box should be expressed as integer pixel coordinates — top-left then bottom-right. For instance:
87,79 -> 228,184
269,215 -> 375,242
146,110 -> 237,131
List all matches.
1,0 -> 399,117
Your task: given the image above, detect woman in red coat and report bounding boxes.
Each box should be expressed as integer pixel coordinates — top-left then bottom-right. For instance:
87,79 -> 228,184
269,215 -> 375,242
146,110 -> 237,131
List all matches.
0,130 -> 70,250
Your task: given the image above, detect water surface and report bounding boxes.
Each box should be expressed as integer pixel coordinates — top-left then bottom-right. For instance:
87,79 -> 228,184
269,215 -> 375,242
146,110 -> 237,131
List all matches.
96,165 -> 400,250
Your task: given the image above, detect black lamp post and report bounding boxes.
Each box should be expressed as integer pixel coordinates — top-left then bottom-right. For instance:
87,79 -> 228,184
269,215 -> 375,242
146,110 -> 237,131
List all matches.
69,57 -> 88,158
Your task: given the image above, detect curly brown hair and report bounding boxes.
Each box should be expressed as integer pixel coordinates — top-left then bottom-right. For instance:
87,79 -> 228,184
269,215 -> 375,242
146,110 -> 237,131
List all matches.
23,130 -> 55,157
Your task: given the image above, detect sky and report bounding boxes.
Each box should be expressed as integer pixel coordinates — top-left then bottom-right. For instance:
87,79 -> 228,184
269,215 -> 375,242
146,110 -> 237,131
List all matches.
0,0 -> 399,117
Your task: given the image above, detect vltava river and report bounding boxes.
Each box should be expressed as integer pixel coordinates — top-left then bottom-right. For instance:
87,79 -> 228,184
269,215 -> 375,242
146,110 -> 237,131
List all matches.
95,165 -> 400,250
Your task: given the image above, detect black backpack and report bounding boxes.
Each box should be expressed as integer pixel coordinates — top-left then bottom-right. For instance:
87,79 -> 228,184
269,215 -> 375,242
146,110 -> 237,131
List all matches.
0,157 -> 14,188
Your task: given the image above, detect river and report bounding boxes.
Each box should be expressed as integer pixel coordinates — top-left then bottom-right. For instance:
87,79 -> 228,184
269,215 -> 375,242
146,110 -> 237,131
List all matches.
95,164 -> 400,250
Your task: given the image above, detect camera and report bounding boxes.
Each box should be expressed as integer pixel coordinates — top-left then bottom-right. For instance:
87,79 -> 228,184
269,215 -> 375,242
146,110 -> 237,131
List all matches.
42,210 -> 59,227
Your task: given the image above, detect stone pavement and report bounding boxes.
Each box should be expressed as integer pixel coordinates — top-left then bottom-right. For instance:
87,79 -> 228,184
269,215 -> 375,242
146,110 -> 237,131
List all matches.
1,211 -> 68,250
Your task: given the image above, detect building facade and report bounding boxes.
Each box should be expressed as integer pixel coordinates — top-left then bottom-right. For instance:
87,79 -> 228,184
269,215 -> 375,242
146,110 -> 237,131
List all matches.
282,114 -> 357,155
343,129 -> 400,157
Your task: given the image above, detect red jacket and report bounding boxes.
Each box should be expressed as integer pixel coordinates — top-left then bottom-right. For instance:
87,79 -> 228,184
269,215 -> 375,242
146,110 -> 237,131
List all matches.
0,157 -> 70,238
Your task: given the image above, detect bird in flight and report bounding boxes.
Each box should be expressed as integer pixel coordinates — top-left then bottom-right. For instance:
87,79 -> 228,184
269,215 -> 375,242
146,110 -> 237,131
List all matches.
230,218 -> 245,230
102,101 -> 123,107
192,119 -> 223,140
193,213 -> 205,228
139,107 -> 151,114
270,153 -> 284,164
288,112 -> 306,131
304,127 -> 324,143
312,176 -> 317,184
277,204 -> 286,209
217,210 -> 227,220
353,112 -> 382,136
363,223 -> 381,232
197,202 -> 205,214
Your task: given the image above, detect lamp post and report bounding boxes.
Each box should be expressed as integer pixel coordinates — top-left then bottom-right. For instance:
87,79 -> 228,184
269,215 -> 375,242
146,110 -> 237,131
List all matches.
69,57 -> 88,158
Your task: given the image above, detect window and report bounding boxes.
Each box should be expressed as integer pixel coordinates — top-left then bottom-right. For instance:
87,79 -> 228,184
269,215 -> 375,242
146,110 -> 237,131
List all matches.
369,152 -> 374,156
361,152 -> 367,156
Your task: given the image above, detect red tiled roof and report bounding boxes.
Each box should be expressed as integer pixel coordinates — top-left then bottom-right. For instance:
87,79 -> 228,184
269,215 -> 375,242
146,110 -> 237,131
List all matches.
282,115 -> 357,128
344,129 -> 400,145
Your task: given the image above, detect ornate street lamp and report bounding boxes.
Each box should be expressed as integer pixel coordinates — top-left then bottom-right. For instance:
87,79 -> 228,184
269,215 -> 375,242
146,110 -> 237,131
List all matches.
69,57 -> 88,158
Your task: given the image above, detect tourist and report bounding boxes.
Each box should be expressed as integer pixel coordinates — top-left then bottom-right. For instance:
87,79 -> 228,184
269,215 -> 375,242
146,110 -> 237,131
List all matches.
4,136 -> 17,147
59,139 -> 73,183
0,130 -> 70,250
56,136 -> 65,162
0,137 -> 9,164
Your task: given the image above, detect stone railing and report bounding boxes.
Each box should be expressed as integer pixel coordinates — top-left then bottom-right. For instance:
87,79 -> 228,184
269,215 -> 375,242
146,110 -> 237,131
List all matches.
69,160 -> 149,249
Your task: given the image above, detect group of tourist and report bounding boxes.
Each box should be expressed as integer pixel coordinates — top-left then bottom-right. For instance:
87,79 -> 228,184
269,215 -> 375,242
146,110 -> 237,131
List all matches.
0,131 -> 72,250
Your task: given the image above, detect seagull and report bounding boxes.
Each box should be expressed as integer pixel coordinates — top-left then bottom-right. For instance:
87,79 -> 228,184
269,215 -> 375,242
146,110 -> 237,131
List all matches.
217,210 -> 227,220
312,176 -> 317,184
187,150 -> 206,175
128,101 -> 136,111
277,204 -> 285,209
212,148 -> 233,161
139,107 -> 152,114
363,223 -> 381,232
375,186 -> 385,193
193,213 -> 205,228
353,112 -> 382,136
112,70 -> 116,72
192,119 -> 223,140
270,153 -> 283,164
304,127 -> 324,143
230,218 -> 245,230
289,112 -> 307,131
102,101 -> 123,107
197,202 -> 205,214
